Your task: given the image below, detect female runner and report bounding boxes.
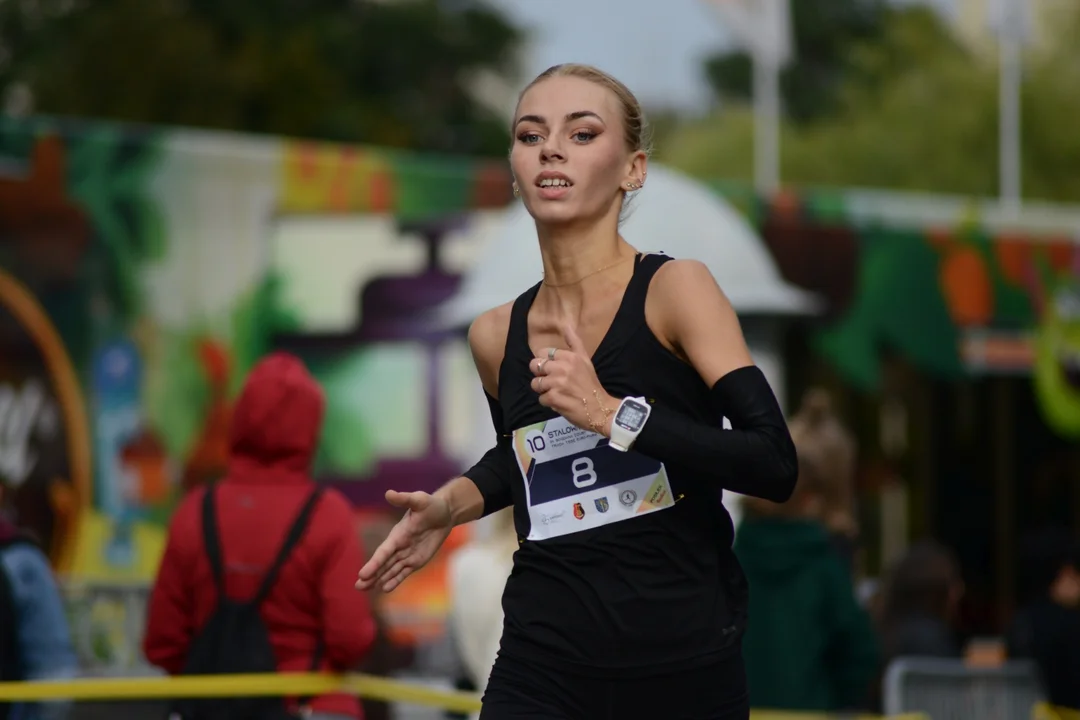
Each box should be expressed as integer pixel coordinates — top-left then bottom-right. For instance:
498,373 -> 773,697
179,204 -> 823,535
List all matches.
357,63 -> 798,720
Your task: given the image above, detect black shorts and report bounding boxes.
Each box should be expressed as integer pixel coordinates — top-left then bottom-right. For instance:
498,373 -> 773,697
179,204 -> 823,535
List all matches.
478,651 -> 749,720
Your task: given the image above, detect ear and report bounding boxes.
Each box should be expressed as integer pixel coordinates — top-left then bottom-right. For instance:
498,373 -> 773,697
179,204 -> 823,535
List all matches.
622,151 -> 648,191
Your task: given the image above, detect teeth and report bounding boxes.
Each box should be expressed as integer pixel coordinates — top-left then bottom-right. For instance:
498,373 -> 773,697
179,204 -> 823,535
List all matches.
539,178 -> 571,187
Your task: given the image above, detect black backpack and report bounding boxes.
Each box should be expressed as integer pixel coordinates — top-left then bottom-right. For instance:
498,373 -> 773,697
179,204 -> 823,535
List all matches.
169,487 -> 325,720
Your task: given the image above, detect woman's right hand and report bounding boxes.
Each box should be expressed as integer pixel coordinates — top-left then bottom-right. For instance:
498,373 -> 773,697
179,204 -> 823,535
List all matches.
355,490 -> 454,593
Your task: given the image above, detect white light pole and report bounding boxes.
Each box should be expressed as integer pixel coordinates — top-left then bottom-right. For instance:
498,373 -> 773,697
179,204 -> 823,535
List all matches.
992,0 -> 1028,218
752,33 -> 781,194
705,0 -> 792,194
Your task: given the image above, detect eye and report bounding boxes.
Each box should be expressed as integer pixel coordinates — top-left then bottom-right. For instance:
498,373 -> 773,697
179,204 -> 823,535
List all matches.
571,131 -> 597,143
517,132 -> 542,144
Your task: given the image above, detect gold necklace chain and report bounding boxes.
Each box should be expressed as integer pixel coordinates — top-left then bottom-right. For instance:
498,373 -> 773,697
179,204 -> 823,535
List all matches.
542,255 -> 633,288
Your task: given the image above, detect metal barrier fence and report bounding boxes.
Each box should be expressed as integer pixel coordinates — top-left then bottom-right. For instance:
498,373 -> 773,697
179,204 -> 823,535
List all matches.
62,581 -> 152,674
883,657 -> 1046,720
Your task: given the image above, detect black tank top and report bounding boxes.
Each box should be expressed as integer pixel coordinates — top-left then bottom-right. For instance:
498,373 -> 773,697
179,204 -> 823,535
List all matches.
495,253 -> 747,677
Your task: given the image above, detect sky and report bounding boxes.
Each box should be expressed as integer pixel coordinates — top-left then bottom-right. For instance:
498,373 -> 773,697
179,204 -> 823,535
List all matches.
486,0 -> 956,113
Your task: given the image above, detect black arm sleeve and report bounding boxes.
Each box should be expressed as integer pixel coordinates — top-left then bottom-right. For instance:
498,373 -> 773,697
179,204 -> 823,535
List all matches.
634,365 -> 798,502
460,392 -> 515,517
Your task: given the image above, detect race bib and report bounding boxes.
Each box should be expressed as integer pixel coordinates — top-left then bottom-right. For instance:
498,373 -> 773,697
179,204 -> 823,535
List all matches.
512,416 -> 675,541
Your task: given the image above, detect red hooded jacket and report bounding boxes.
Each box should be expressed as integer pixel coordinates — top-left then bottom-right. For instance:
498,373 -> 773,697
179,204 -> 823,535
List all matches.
144,353 -> 376,717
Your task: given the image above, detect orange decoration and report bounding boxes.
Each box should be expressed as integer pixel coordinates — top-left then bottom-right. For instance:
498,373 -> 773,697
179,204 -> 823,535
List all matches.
940,245 -> 993,326
994,237 -> 1030,287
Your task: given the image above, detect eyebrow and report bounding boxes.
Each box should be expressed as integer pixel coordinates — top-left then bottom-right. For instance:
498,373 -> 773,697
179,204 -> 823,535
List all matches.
514,110 -> 605,128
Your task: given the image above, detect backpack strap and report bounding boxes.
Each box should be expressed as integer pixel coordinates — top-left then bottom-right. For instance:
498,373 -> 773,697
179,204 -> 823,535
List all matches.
200,487 -> 226,595
251,489 -> 325,606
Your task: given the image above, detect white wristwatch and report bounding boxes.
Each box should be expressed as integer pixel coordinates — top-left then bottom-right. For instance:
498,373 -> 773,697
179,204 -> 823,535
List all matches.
608,396 -> 651,452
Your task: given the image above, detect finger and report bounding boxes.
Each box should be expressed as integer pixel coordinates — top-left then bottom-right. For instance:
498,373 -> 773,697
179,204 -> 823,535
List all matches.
359,548 -> 409,591
564,325 -> 586,355
385,489 -> 409,508
531,375 -> 554,395
386,490 -> 427,513
357,539 -> 397,581
382,565 -> 414,593
357,542 -> 404,584
379,557 -> 410,589
535,346 -> 561,363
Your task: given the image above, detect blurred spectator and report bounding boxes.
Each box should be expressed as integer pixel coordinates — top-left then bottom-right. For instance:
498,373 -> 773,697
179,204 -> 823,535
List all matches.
446,508 -> 518,720
0,489 -> 78,720
356,612 -> 415,720
735,450 -> 879,712
787,388 -> 859,573
1007,529 -> 1080,711
877,541 -> 964,663
144,353 -> 377,720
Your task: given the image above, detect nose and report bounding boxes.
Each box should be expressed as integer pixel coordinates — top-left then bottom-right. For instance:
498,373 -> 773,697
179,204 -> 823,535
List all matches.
540,135 -> 565,163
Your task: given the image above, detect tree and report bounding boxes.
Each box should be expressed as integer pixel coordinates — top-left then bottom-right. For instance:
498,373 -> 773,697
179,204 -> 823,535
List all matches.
0,0 -> 523,155
704,0 -> 891,124
663,5 -> 1080,204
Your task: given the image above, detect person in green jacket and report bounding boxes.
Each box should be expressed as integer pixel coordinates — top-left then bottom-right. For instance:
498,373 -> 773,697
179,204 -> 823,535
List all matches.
735,447 -> 880,712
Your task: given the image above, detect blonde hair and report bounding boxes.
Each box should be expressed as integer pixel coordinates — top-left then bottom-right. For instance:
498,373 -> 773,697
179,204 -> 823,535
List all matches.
743,443 -> 827,520
516,64 -> 652,156
788,389 -> 858,535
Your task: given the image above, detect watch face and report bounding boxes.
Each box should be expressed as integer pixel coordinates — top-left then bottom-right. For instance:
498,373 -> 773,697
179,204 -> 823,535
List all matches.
615,400 -> 648,431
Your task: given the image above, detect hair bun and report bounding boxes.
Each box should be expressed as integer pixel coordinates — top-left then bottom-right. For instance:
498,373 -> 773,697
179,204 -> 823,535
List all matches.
799,388 -> 834,425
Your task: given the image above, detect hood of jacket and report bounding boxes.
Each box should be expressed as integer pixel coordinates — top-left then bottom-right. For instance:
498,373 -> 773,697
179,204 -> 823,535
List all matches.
734,517 -> 834,580
228,352 -> 324,477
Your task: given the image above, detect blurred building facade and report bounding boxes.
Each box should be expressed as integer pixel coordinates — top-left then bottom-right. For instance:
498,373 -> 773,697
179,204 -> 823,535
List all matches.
1,117 -> 1079,668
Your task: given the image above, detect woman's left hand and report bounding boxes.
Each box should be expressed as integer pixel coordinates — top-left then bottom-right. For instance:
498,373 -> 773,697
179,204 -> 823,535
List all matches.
531,326 -> 619,436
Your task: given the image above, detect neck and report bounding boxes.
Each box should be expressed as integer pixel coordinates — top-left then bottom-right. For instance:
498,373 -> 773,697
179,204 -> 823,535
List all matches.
536,216 -> 629,290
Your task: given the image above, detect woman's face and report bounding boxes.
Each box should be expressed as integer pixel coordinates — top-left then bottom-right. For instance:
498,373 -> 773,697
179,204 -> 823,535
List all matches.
510,76 -> 645,228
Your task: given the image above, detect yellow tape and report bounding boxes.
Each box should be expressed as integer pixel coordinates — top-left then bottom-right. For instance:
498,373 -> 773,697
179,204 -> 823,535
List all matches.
1035,703 -> 1080,720
348,675 -> 482,713
0,673 -> 483,713
0,673 -> 932,718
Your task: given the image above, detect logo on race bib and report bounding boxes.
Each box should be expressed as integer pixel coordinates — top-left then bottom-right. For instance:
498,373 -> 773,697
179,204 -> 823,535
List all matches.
594,497 -> 609,513
539,510 -> 566,526
619,489 -> 638,508
573,502 -> 585,520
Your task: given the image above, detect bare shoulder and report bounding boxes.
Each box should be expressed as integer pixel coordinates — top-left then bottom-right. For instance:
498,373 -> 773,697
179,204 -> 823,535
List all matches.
651,258 -> 726,305
648,258 -> 752,386
467,302 -> 513,396
647,258 -> 732,341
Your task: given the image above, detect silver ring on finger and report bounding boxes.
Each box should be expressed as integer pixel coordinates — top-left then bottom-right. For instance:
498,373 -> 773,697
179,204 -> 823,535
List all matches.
548,347 -> 557,361
537,376 -> 544,392
538,358 -> 548,374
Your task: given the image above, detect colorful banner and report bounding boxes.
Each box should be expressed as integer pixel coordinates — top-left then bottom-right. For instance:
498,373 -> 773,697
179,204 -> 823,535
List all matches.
718,182 -> 1080,438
